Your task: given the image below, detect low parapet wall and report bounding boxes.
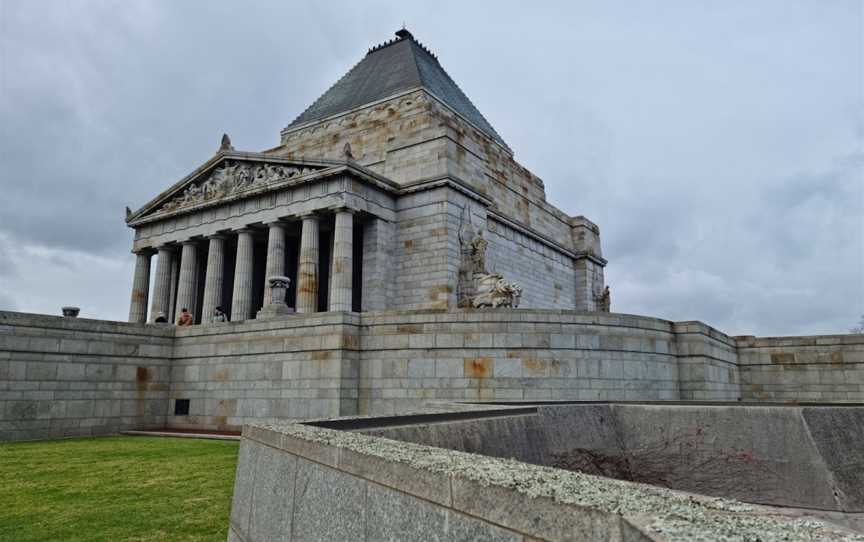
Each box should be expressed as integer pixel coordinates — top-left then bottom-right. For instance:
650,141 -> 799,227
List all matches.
0,311 -> 173,441
228,415 -> 863,541
736,335 -> 864,402
362,403 -> 864,512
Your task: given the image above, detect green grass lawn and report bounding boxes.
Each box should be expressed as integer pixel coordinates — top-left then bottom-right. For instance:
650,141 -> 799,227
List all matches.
0,436 -> 239,542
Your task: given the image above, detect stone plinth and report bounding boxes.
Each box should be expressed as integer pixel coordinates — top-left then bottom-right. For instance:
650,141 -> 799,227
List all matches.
256,276 -> 295,320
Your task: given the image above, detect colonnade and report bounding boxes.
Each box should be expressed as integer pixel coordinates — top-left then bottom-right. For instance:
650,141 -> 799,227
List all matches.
128,209 -> 356,324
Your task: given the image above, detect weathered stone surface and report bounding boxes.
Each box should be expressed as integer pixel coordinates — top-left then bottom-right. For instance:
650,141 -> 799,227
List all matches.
292,458 -> 366,541
249,442 -> 297,541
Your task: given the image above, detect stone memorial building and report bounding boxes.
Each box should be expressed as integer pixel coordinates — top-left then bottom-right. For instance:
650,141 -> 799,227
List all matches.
125,28 -> 606,325
2,29 -> 862,442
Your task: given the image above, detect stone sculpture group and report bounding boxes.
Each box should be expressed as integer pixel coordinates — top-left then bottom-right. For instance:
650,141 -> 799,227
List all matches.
458,210 -> 522,309
159,159 -> 320,214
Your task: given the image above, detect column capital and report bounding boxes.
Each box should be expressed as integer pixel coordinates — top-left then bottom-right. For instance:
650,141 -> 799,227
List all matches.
264,219 -> 287,227
180,238 -> 200,246
155,244 -> 176,253
131,247 -> 155,256
206,233 -> 228,240
298,211 -> 321,221
328,205 -> 359,215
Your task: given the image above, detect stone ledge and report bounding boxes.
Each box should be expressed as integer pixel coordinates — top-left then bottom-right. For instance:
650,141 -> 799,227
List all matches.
237,416 -> 863,541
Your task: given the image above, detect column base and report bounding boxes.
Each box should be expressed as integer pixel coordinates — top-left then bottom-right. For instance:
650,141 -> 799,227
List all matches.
255,303 -> 296,320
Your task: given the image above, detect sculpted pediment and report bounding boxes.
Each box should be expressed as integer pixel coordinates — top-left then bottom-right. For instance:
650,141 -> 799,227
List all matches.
127,152 -> 334,225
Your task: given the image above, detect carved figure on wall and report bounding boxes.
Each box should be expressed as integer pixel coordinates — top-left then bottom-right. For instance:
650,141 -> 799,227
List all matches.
235,165 -> 252,188
343,142 -> 354,160
472,273 -> 522,308
155,160 -> 326,214
470,231 -> 488,274
595,285 -> 611,312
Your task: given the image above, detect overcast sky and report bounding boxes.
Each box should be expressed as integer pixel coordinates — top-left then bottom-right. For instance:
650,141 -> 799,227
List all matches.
1,1 -> 861,336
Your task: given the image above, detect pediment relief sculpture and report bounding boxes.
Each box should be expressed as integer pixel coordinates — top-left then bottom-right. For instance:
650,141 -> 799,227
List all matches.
157,160 -> 322,214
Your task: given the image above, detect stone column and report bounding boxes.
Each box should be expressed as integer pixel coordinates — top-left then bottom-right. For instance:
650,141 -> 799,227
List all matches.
128,250 -> 152,323
149,246 -> 173,322
329,209 -> 354,312
231,228 -> 255,321
175,241 -> 199,323
296,214 -> 320,313
262,222 -> 287,306
200,235 -> 226,321
168,255 -> 179,323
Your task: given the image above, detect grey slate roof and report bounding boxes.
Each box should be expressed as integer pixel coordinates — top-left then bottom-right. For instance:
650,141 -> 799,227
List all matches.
286,30 -> 510,152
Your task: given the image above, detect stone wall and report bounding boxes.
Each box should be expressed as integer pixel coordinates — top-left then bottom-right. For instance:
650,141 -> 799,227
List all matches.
357,310 -> 682,415
5,307 -> 864,441
0,311 -> 173,441
675,322 -> 741,400
391,187 -> 460,310
274,90 -> 587,255
737,334 -> 864,402
485,217 -> 578,309
362,403 -> 864,512
229,418 -> 857,542
168,312 -> 360,431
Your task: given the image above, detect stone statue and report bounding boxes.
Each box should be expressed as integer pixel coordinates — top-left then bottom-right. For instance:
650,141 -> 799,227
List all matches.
235,165 -> 252,188
343,142 -> 354,160
220,133 -> 233,151
470,231 -> 488,274
471,273 -> 522,308
595,285 -> 611,312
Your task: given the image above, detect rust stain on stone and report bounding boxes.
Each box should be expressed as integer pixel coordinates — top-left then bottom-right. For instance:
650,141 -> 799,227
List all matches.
136,367 -> 150,391
523,358 -> 548,375
341,335 -> 359,349
830,351 -> 845,365
217,399 -> 236,417
397,324 -> 423,333
312,351 -> 331,360
404,239 -> 414,250
213,369 -> 229,381
464,357 -> 493,378
298,276 -> 318,294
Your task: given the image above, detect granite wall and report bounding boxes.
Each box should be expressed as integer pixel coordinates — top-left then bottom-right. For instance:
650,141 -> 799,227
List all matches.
356,310 -> 682,416
0,311 -> 173,441
737,334 -> 864,402
4,308 -> 864,441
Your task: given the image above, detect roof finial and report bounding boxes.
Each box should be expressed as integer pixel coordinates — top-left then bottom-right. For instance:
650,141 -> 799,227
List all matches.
219,133 -> 234,152
395,27 -> 412,40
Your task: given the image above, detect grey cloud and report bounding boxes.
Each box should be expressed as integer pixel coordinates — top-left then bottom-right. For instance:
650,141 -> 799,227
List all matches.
0,0 -> 861,335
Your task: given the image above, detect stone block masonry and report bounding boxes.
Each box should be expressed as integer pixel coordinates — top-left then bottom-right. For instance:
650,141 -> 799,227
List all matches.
0,311 -> 173,441
229,416 -> 862,541
3,307 -> 864,440
737,334 -> 864,402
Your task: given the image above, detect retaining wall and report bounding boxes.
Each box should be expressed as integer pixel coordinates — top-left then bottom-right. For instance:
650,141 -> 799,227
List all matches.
0,311 -> 173,441
3,308 -> 864,440
228,418 -> 861,541
363,403 -> 864,512
737,335 -> 864,402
